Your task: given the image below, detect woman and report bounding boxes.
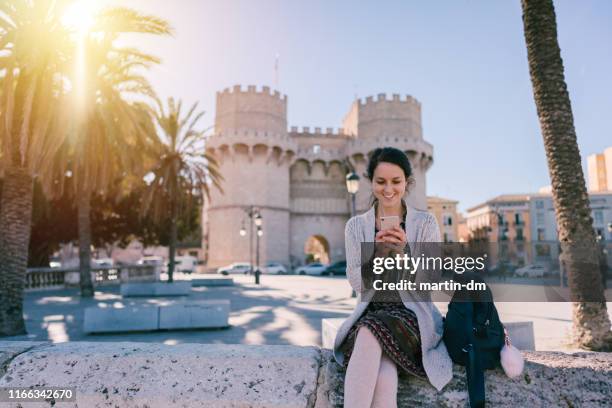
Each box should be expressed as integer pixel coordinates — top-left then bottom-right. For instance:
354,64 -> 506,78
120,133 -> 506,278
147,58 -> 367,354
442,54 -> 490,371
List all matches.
333,147 -> 452,407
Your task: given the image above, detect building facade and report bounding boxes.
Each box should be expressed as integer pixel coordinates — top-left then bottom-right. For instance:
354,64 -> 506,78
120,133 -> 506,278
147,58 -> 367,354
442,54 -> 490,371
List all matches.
465,192 -> 612,269
427,196 -> 459,242
587,147 -> 612,192
205,85 -> 435,269
466,194 -> 531,243
528,191 -> 612,243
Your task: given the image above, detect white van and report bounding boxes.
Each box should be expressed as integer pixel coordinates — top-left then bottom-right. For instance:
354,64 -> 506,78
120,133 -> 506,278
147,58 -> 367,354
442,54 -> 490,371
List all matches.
175,255 -> 197,274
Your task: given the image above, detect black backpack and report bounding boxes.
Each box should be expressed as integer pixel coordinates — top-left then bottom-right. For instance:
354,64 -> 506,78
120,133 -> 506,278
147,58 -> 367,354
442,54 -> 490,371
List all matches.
443,272 -> 505,408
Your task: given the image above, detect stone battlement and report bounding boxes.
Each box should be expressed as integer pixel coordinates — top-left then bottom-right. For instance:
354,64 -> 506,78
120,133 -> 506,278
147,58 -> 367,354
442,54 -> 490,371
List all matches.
217,84 -> 286,101
289,126 -> 349,138
358,92 -> 421,107
1,341 -> 610,407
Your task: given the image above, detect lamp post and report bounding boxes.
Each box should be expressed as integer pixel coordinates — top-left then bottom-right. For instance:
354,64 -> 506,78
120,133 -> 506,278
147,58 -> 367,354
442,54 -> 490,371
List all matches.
254,212 -> 263,285
346,172 -> 360,298
240,206 -> 263,284
346,172 -> 360,217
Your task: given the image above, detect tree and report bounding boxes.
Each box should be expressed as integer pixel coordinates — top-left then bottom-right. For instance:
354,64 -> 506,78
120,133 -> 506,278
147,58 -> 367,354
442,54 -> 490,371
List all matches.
89,184 -> 202,257
28,181 -> 77,267
63,7 -> 171,296
0,0 -> 73,336
143,98 -> 223,282
24,180 -> 201,268
521,0 -> 612,350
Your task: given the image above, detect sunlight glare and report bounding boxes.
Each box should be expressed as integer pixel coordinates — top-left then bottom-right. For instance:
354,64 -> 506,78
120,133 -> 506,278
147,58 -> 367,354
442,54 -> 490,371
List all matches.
62,1 -> 101,118
62,0 -> 97,35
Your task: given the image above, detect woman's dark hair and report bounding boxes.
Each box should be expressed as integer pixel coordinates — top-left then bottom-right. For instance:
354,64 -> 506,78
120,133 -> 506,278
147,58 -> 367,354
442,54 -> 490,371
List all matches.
367,147 -> 413,182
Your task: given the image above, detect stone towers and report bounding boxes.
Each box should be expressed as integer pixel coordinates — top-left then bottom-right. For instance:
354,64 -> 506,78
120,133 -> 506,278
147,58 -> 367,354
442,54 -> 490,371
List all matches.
205,86 -> 434,269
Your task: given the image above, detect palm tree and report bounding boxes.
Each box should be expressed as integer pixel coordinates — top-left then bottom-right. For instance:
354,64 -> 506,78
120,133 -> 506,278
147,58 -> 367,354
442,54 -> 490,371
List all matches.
143,98 -> 223,282
521,0 -> 612,350
0,0 -> 73,336
64,7 -> 171,296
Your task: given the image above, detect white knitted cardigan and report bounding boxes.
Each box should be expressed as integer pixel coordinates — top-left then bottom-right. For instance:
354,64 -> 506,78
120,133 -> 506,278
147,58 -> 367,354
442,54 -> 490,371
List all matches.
332,201 -> 453,391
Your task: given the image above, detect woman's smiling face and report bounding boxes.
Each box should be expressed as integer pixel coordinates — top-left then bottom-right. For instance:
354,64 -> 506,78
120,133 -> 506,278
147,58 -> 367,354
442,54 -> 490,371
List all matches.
372,162 -> 407,207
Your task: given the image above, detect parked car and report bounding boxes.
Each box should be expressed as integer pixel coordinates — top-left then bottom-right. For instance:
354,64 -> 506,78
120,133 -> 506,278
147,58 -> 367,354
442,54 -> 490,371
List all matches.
515,264 -> 547,278
217,262 -> 252,275
138,256 -> 164,267
137,256 -> 165,276
295,262 -> 328,276
263,262 -> 288,274
323,260 -> 347,276
175,255 -> 197,273
93,258 -> 114,267
49,257 -> 61,268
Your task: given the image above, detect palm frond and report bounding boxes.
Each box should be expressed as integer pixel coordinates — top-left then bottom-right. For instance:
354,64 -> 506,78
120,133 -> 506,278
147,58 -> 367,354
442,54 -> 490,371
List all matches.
93,7 -> 173,36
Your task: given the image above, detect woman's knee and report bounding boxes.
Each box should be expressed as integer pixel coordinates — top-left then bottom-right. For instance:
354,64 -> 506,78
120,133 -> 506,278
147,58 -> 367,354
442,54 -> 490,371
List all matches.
355,326 -> 378,347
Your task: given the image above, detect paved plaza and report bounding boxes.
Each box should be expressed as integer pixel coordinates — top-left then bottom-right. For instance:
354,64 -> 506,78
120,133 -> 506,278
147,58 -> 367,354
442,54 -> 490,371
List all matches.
5,274 -> 612,351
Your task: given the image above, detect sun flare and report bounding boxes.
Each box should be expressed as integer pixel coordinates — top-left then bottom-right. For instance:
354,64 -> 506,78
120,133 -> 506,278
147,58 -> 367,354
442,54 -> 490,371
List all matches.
61,0 -> 97,34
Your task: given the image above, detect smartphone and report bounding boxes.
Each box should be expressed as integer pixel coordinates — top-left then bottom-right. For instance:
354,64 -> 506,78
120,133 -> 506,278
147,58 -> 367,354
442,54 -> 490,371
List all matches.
380,215 -> 400,230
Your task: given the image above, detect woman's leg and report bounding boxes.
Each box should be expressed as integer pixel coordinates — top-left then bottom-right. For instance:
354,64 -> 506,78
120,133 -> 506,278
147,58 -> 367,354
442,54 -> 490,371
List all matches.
344,327 -> 382,408
370,354 -> 398,408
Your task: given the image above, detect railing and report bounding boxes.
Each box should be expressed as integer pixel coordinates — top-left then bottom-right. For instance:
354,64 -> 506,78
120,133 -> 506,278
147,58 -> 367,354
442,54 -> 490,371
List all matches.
25,264 -> 158,291
25,268 -> 67,290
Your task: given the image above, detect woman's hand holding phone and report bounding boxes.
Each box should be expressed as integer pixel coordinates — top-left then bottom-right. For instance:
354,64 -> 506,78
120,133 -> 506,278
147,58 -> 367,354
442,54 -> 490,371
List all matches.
375,226 -> 407,257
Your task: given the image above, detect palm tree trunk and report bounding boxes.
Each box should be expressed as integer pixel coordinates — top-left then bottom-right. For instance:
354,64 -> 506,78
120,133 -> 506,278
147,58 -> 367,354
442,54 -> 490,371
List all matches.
168,198 -> 177,283
521,0 -> 612,350
0,167 -> 33,336
77,184 -> 95,297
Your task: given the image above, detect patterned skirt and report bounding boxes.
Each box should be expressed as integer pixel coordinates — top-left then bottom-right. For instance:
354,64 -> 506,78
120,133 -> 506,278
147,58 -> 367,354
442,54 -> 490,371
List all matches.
340,298 -> 426,379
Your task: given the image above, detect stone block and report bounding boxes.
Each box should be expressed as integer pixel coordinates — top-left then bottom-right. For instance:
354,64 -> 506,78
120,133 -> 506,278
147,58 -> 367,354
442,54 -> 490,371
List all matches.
190,276 -> 234,287
315,349 -> 612,407
322,318 -> 535,351
0,341 -> 49,377
83,304 -> 158,334
154,281 -> 192,296
504,321 -> 535,351
0,342 -> 610,407
120,282 -> 154,297
120,281 -> 191,297
321,318 -> 343,350
0,341 -> 321,408
158,300 -> 230,330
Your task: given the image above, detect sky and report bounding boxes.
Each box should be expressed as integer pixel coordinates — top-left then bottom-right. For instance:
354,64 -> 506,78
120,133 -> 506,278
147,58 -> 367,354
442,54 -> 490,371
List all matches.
109,0 -> 611,212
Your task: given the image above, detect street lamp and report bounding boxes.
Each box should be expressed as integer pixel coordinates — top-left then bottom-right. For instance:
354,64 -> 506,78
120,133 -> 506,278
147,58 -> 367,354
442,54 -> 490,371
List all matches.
255,225 -> 263,284
346,172 -> 360,218
346,171 -> 360,298
239,206 -> 263,284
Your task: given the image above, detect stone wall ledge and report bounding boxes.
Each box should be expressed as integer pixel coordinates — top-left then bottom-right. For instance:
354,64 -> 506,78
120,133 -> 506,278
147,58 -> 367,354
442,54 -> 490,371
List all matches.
0,341 -> 610,407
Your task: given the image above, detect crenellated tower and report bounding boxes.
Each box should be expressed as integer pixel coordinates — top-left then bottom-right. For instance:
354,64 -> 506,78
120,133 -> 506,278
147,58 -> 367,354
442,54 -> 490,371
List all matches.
205,86 -> 435,269
206,85 -> 296,268
342,93 -> 433,212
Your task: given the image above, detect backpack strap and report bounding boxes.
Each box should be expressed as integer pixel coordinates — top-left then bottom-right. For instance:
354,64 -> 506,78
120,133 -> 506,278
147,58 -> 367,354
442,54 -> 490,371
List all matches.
464,302 -> 486,408
465,343 -> 485,408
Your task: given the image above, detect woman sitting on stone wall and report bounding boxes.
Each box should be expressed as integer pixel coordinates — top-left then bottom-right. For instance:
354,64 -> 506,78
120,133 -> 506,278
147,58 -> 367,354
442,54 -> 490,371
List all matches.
333,147 -> 452,407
